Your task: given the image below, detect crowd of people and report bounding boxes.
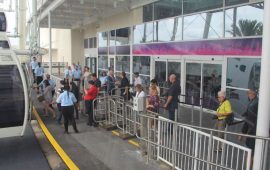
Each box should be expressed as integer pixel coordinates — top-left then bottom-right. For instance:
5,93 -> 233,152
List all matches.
30,57 -> 260,156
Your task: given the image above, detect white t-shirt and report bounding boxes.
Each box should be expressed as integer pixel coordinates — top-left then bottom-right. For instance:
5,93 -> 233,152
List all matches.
136,91 -> 146,98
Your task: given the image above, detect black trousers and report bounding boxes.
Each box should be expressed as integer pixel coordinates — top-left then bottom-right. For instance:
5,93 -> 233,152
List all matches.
61,106 -> 78,132
85,100 -> 94,125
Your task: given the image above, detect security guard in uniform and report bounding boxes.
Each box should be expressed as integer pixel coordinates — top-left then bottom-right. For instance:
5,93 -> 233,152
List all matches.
56,84 -> 79,134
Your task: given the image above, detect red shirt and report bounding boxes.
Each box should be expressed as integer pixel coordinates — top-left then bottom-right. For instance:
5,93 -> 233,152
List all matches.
84,86 -> 98,100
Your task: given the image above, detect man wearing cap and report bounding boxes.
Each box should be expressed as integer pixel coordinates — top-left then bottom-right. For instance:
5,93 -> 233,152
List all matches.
84,80 -> 98,126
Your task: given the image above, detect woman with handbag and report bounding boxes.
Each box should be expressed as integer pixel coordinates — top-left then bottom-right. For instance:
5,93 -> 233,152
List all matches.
56,84 -> 79,134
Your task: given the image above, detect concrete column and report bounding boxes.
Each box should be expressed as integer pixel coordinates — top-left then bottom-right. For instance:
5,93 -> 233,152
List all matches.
19,0 -> 26,49
48,11 -> 52,74
253,0 -> 270,169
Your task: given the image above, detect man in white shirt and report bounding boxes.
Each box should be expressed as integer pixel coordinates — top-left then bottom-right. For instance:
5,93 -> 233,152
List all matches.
133,72 -> 142,87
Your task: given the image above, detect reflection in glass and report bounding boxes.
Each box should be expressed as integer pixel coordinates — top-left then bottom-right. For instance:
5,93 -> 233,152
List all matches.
116,28 -> 130,45
225,3 -> 263,37
226,88 -> 249,118
168,62 -> 181,84
154,61 -> 166,84
186,63 -> 201,106
98,56 -> 108,69
183,0 -> 222,14
98,32 -> 108,47
0,65 -> 25,127
109,58 -> 114,71
133,23 -> 154,44
225,0 -> 251,6
227,58 -> 261,90
143,3 -> 153,22
153,0 -> 182,20
116,56 -> 130,73
133,56 -> 150,75
155,17 -> 182,42
183,10 -> 223,40
202,64 -> 222,110
109,30 -> 116,46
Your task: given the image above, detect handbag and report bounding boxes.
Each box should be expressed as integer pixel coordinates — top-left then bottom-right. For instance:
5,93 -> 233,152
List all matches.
225,113 -> 234,125
37,94 -> 45,102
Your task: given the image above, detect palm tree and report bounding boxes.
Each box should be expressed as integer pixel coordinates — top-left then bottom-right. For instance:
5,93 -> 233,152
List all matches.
227,19 -> 263,36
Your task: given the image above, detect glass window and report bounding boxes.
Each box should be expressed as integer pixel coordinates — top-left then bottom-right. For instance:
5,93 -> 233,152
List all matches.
185,63 -> 201,106
133,22 -> 154,44
183,10 -> 223,40
183,0 -> 223,14
98,32 -> 108,47
225,3 -> 263,37
225,0 -> 249,6
115,72 -> 130,82
153,0 -> 182,20
116,28 -> 130,45
155,17 -> 182,42
93,37 -> 97,48
88,38 -> 92,48
155,61 -> 166,84
98,55 -> 108,70
116,56 -> 130,73
227,58 -> 261,90
109,30 -> 116,46
226,88 -> 250,118
84,39 -> 88,48
133,56 -> 150,75
0,65 -> 25,127
143,3 -> 153,22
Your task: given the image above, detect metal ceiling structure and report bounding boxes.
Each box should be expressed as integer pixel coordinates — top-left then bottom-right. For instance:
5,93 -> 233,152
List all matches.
37,0 -> 158,29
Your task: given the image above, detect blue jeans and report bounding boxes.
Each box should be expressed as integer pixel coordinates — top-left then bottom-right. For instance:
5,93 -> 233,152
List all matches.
168,101 -> 178,121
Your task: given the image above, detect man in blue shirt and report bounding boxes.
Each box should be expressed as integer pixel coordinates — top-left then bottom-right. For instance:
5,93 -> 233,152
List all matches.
72,66 -> 82,89
30,57 -> 38,81
34,62 -> 44,87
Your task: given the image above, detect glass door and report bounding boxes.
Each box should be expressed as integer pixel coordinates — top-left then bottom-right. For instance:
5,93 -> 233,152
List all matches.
89,57 -> 97,74
109,57 -> 115,71
202,64 -> 222,110
185,62 -> 222,110
154,61 -> 166,85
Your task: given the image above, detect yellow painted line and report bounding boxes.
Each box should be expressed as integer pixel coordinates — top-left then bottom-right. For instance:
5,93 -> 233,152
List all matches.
111,130 -> 120,136
128,140 -> 140,148
33,107 -> 79,170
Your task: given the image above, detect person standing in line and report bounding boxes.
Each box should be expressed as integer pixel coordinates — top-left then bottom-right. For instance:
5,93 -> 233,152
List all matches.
238,89 -> 258,153
56,84 -> 79,134
56,80 -> 66,124
99,71 -> 107,91
35,62 -> 44,89
146,85 -> 160,113
150,79 -> 160,96
106,70 -> 116,95
70,81 -> 80,119
119,71 -> 130,101
133,72 -> 142,87
30,56 -> 38,82
84,80 -> 98,126
42,80 -> 56,118
163,74 -> 181,121
81,66 -> 91,91
72,66 -> 82,88
215,90 -> 232,151
91,73 -> 101,91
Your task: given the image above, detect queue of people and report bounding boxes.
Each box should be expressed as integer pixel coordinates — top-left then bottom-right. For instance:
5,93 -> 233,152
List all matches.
30,58 -> 260,156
